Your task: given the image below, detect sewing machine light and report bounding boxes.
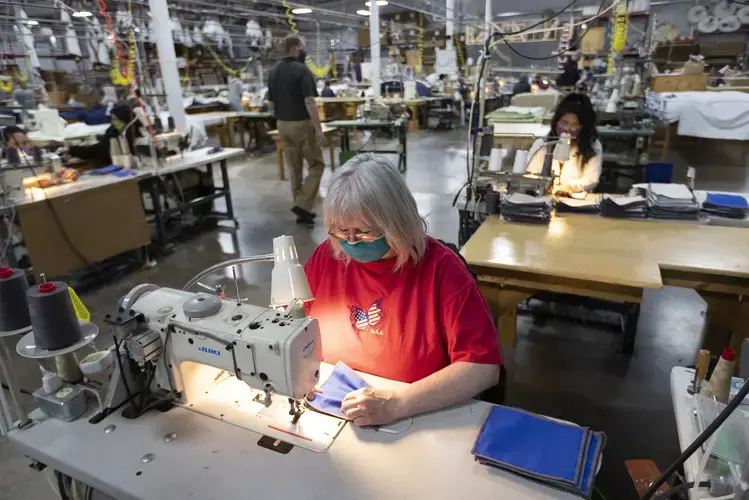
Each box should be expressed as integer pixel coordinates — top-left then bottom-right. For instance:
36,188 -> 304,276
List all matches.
270,235 -> 313,308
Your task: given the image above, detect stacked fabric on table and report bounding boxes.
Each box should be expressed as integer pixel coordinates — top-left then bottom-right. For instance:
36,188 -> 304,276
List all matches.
646,183 -> 699,220
556,197 -> 600,214
485,106 -> 546,125
472,405 -> 606,499
501,193 -> 552,224
599,195 -> 648,219
701,193 -> 749,219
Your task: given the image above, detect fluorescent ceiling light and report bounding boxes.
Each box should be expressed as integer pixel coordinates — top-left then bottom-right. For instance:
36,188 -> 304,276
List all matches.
72,11 -> 93,17
291,8 -> 312,14
357,9 -> 371,16
365,1 -> 389,6
25,20 -> 39,25
495,12 -> 524,18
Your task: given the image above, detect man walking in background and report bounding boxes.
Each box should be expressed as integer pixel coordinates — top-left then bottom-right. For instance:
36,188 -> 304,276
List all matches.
268,34 -> 326,225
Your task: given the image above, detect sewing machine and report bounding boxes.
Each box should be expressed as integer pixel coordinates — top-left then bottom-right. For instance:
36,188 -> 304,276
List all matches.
14,236 -> 346,453
103,283 -> 344,452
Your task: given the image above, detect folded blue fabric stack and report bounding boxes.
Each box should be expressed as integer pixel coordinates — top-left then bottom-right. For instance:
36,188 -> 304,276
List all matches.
702,193 -> 749,220
472,405 -> 606,498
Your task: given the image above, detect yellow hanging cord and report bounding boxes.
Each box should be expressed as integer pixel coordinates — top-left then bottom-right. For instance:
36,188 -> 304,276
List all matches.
204,42 -> 239,76
282,0 -> 299,33
416,13 -> 424,74
331,46 -> 337,78
612,2 -> 628,52
454,35 -> 465,76
110,0 -> 135,86
306,23 -> 331,78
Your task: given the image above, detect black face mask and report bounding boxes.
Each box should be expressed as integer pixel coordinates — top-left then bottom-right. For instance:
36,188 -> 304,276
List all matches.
297,49 -> 307,63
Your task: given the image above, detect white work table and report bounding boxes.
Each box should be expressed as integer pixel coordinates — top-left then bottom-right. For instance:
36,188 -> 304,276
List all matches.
669,366 -> 748,499
9,365 -> 581,500
27,123 -> 110,145
143,147 -> 245,176
0,148 -> 244,209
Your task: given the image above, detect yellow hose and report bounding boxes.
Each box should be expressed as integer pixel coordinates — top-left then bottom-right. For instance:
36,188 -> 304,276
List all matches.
416,13 -> 424,74
204,42 -> 239,76
612,2 -> 628,52
282,0 -> 299,33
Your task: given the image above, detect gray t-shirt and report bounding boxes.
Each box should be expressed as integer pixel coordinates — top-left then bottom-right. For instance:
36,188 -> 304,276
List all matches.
267,58 -> 318,121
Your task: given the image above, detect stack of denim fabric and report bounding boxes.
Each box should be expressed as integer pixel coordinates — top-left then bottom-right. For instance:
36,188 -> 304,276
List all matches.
645,183 -> 700,220
501,193 -> 552,225
599,195 -> 648,219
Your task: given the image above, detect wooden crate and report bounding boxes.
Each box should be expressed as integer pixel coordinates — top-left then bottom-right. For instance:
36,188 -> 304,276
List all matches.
650,74 -> 708,92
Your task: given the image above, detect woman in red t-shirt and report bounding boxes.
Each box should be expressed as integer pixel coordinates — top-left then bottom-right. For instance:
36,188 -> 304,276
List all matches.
305,154 -> 503,427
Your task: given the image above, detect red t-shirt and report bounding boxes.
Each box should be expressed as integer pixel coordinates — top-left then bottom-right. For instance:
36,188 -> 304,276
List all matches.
303,237 -> 503,383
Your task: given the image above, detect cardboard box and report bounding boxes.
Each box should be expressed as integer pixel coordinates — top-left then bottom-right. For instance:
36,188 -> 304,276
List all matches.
581,27 -> 606,54
650,74 -> 708,92
47,91 -> 67,106
682,60 -> 705,75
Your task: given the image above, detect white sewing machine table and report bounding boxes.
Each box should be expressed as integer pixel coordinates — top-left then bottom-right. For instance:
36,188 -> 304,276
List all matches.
9,364 -> 579,500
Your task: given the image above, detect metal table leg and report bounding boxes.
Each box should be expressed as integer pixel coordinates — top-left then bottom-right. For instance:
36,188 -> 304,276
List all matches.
622,303 -> 640,355
219,160 -> 238,226
143,178 -> 168,252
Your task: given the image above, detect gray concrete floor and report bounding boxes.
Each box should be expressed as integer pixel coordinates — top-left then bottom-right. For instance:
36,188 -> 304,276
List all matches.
0,128 -> 743,499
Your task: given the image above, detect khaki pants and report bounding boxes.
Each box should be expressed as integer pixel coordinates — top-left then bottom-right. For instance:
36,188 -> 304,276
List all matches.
277,120 -> 325,212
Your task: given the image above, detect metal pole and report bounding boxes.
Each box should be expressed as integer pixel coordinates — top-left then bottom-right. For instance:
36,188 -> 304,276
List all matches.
150,0 -> 187,133
446,0 -> 455,49
0,338 -> 29,427
369,0 -> 381,98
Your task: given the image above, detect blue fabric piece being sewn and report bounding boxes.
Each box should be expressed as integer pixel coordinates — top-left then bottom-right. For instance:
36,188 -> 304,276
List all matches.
307,362 -> 369,419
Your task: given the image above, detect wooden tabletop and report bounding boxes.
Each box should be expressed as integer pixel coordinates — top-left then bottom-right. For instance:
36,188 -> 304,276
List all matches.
461,214 -> 749,289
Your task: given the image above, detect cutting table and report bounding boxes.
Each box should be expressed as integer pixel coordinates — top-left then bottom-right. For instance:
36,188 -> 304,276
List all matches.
8,363 -> 584,500
462,213 -> 749,356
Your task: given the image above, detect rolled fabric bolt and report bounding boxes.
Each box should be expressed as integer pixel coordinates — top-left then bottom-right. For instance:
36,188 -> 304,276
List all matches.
27,281 -> 83,351
0,267 -> 32,332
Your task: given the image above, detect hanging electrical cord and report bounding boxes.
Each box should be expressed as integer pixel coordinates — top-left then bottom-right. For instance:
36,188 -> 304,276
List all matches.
490,0 -> 619,60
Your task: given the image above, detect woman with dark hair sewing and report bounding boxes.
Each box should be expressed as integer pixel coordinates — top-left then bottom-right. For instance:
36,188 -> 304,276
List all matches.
526,93 -> 602,196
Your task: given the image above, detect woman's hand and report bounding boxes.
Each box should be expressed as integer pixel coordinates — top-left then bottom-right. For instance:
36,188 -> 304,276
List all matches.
341,387 -> 403,426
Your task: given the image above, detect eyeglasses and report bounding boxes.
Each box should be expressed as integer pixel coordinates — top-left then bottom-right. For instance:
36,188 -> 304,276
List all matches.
328,228 -> 384,243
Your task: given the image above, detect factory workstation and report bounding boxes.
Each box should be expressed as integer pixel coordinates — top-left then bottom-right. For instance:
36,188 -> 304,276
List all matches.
4,0 -> 749,499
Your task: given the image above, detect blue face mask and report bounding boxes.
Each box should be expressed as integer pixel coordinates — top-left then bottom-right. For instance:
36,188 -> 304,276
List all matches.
340,237 -> 391,263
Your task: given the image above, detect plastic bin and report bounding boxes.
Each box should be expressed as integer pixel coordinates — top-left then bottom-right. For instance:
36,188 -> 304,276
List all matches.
645,162 -> 674,183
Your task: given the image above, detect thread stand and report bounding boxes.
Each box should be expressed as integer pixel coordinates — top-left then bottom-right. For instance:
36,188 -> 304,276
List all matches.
0,326 -> 35,434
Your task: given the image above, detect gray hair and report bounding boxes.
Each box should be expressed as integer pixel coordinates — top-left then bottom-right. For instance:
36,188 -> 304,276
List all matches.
324,154 -> 427,270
